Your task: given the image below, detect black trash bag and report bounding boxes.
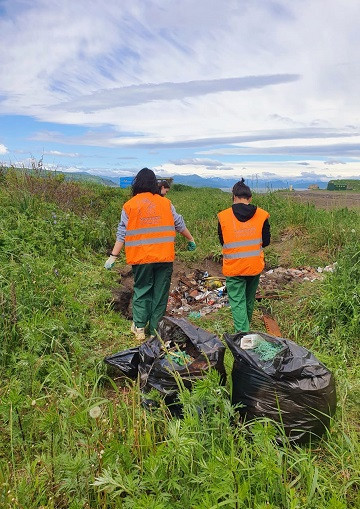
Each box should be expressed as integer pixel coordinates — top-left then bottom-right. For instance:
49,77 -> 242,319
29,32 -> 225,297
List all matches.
138,316 -> 226,396
104,347 -> 140,379
225,331 -> 336,444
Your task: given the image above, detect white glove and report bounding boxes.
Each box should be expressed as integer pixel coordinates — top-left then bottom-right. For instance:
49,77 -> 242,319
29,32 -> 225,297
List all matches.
104,255 -> 117,269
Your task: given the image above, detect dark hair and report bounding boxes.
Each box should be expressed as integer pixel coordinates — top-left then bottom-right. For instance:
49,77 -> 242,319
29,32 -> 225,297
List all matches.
131,168 -> 159,196
159,180 -> 170,189
232,178 -> 252,199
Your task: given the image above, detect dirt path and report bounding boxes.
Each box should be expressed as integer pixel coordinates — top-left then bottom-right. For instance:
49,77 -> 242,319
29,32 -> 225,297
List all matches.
280,190 -> 360,209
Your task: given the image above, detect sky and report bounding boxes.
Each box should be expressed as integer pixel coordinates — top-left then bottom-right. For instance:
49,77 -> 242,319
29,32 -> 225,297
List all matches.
1,0 -> 360,184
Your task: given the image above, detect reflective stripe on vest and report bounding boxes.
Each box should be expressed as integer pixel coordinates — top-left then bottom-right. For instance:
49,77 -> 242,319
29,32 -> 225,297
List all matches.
125,235 -> 175,247
123,193 -> 176,264
125,225 -> 175,236
223,238 -> 262,250
223,248 -> 262,259
218,207 -> 269,276
125,225 -> 175,247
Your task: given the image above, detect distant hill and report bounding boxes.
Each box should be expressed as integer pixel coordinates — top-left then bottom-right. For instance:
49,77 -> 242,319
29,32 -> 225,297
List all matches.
58,170 -> 118,186
4,167 -> 118,187
169,174 -> 328,191
99,173 -> 330,190
12,166 -> 353,191
327,179 -> 360,191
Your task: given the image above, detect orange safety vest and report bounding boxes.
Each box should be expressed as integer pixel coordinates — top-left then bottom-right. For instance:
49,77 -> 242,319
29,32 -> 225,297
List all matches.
218,207 -> 270,276
123,192 -> 176,265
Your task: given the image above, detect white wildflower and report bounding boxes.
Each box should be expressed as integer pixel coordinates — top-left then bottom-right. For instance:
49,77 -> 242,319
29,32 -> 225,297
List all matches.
89,406 -> 101,419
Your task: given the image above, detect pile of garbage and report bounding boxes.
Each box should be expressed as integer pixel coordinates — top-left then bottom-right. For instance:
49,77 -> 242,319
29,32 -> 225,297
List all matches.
166,269 -> 228,317
257,263 -> 337,298
112,263 -> 338,320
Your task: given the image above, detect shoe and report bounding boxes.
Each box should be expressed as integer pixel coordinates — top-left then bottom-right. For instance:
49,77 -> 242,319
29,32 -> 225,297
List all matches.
131,322 -> 145,341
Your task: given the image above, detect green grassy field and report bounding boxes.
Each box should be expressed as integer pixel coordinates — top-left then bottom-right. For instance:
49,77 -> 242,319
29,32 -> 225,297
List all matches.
0,169 -> 359,508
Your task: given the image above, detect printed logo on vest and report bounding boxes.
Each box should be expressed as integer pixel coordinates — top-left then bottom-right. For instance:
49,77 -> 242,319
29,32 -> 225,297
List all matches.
233,226 -> 256,237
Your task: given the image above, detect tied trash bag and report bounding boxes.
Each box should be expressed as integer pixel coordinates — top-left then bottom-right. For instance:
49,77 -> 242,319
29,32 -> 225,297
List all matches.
139,317 -> 226,396
225,331 -> 336,444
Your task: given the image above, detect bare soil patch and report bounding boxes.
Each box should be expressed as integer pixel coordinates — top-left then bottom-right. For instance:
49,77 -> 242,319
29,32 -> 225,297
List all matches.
280,190 -> 360,209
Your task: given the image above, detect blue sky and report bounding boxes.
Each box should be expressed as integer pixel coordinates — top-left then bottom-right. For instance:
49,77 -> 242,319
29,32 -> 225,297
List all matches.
1,0 -> 360,183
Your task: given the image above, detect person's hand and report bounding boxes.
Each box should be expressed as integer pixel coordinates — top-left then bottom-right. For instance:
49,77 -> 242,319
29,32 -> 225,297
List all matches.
187,241 -> 196,251
104,255 -> 117,269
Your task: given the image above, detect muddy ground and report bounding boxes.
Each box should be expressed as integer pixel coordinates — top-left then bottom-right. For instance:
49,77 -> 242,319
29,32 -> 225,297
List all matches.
280,190 -> 360,209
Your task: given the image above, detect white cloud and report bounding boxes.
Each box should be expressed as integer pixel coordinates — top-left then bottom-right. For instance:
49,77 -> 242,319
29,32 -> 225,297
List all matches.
200,141 -> 360,157
1,0 -> 360,174
170,158 -> 224,166
0,143 -> 8,155
30,127 -> 360,150
55,74 -> 299,111
44,150 -> 80,157
325,159 -> 346,165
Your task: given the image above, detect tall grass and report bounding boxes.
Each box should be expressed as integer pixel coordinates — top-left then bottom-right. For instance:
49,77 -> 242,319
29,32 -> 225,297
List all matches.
0,171 -> 359,508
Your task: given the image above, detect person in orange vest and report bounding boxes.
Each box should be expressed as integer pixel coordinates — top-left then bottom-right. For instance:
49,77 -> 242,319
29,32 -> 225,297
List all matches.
218,179 -> 270,332
105,168 -> 196,341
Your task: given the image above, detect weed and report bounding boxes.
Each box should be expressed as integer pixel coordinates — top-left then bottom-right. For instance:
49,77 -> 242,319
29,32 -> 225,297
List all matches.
1,172 -> 359,507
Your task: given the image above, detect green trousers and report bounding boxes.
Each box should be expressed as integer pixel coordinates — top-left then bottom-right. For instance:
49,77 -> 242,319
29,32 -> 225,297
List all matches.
132,262 -> 173,334
226,274 -> 260,332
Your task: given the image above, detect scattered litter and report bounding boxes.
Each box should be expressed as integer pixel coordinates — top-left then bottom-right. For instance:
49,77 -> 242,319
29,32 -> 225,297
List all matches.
167,269 -> 228,317
320,262 -> 338,273
188,311 -> 201,319
112,262 -> 338,320
257,263 -> 338,299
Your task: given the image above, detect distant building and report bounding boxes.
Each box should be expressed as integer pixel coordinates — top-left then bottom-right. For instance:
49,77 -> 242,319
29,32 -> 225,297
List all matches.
119,176 -> 134,188
327,182 -> 348,191
308,184 -> 319,190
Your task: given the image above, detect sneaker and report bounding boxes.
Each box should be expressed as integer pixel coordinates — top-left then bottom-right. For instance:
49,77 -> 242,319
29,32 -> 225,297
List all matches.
131,322 -> 145,341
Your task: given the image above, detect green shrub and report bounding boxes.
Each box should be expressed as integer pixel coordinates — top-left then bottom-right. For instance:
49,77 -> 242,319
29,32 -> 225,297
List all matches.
1,172 -> 360,508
